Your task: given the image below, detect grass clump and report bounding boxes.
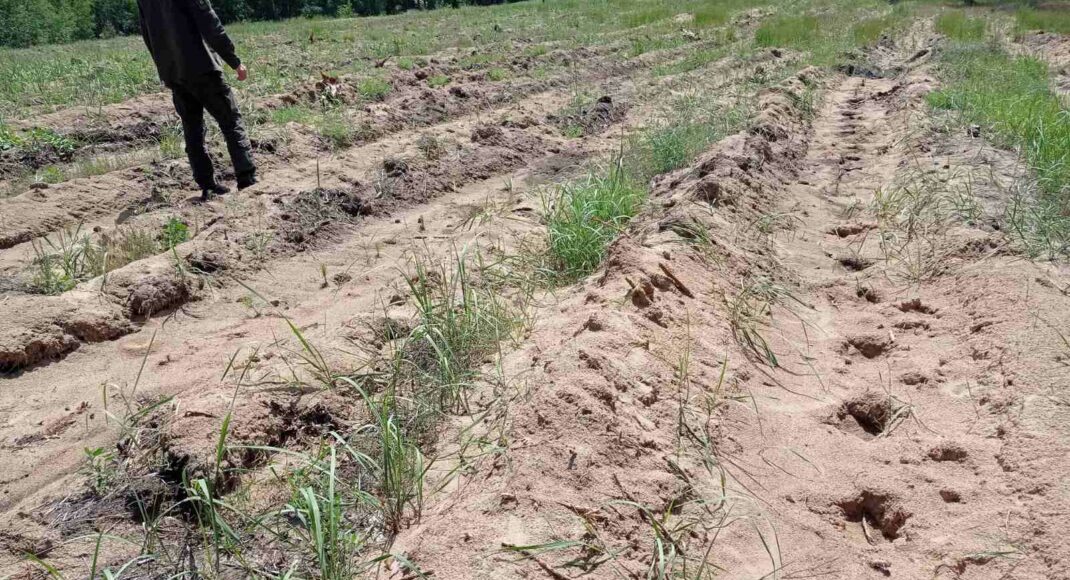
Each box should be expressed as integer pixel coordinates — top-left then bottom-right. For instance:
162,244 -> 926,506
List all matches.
694,5 -> 731,28
755,15 -> 821,50
929,43 -> 1070,257
157,125 -> 184,160
653,33 -> 734,76
316,112 -> 358,149
627,92 -> 750,179
935,10 -> 986,42
1016,7 -> 1070,35
624,5 -> 673,28
536,91 -> 751,284
541,163 -> 645,283
928,47 -> 1069,195
28,221 -> 188,293
402,250 -> 524,411
0,122 -> 19,150
272,104 -> 316,125
24,127 -> 77,156
427,74 -> 451,89
851,15 -> 898,46
358,77 -> 392,101
37,165 -> 65,184
161,217 -> 190,250
30,227 -> 91,294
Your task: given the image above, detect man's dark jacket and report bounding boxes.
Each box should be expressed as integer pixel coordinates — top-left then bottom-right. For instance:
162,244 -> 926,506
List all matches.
137,0 -> 241,85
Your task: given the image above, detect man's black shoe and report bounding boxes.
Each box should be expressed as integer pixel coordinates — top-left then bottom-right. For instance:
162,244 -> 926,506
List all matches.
237,175 -> 258,191
201,183 -> 231,200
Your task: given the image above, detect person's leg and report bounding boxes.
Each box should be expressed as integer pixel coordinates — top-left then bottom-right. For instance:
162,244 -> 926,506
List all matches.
193,73 -> 256,187
171,84 -> 216,190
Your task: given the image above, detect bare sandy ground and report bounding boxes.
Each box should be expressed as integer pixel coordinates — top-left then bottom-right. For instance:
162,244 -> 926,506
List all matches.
1,13 -> 1069,580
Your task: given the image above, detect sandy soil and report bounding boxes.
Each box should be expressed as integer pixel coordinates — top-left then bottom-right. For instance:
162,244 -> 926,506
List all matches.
2,12 -> 1069,580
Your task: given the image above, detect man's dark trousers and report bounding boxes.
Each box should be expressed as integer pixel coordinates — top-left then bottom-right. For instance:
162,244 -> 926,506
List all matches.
169,72 -> 255,190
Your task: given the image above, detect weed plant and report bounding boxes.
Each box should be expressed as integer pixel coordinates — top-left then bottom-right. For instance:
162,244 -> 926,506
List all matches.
540,163 -> 645,283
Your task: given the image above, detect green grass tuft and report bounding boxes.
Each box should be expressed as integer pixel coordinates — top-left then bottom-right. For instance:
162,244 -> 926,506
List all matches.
541,163 -> 645,283
694,5 -> 731,28
1016,7 -> 1070,35
427,74 -> 451,89
935,10 -> 986,42
755,15 -> 821,49
161,217 -> 189,250
929,43 -> 1070,257
851,15 -> 898,47
357,77 -> 392,101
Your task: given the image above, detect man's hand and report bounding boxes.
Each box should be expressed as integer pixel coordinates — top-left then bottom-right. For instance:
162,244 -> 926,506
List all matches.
236,64 -> 248,82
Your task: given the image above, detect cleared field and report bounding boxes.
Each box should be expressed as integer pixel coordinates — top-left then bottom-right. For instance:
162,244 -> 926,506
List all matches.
1,0 -> 1070,578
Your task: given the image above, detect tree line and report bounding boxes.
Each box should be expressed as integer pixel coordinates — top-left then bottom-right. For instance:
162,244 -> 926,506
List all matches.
0,0 -> 523,48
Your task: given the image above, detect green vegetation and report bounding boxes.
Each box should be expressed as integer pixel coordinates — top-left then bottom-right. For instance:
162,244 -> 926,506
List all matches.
357,77 -> 393,101
1016,7 -> 1070,35
403,250 -> 525,411
628,106 -> 748,178
0,0 -> 786,119
928,43 -> 1070,257
161,217 -> 190,250
852,14 -> 899,46
541,166 -> 646,282
753,3 -> 906,64
427,74 -> 451,88
271,104 -> 316,125
0,122 -> 19,151
538,92 -> 752,283
0,0 -> 530,49
653,31 -> 735,76
0,126 -> 78,158
935,10 -> 987,42
315,111 -> 359,149
755,15 -> 822,49
38,166 -> 66,184
693,4 -> 734,28
28,220 -> 192,293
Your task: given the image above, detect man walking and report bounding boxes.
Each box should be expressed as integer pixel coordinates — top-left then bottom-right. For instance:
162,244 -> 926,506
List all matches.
137,0 -> 257,200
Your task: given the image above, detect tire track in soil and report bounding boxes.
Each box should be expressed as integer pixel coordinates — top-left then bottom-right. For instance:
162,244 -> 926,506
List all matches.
0,73 -> 645,561
379,39 -> 1070,580
0,33 -> 672,248
0,12 -> 768,251
724,58 -> 1070,577
0,150 -> 558,549
0,38 -> 788,376
0,71 -> 637,375
0,42 -> 791,572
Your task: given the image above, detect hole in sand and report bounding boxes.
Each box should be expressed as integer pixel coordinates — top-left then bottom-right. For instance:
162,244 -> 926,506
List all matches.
843,335 -> 892,358
835,490 -> 911,540
836,392 -> 908,438
839,255 -> 873,271
897,298 -> 937,315
939,489 -> 962,503
856,286 -> 881,303
828,223 -> 873,238
928,442 -> 968,462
